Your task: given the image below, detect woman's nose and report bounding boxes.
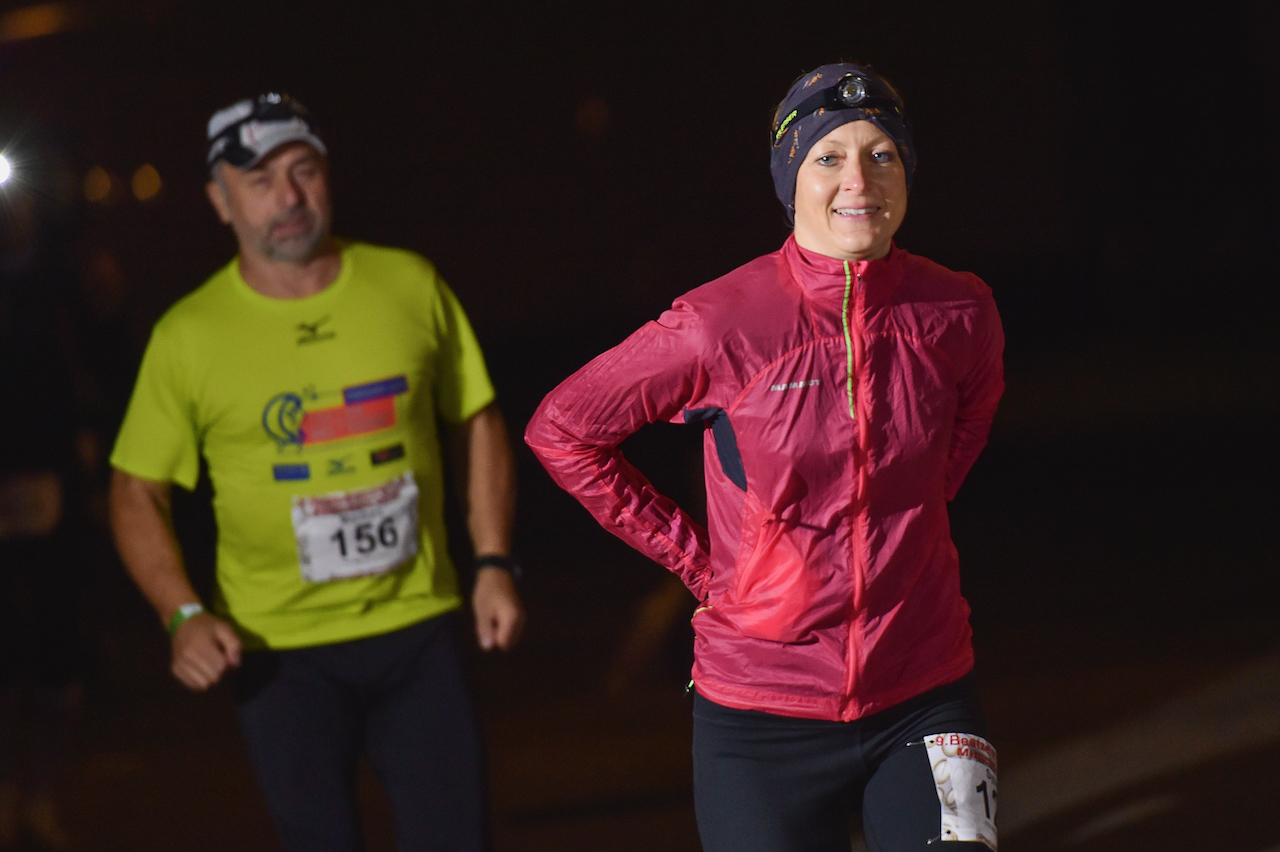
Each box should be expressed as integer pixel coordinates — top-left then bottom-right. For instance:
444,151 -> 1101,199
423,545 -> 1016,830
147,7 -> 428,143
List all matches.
840,161 -> 867,193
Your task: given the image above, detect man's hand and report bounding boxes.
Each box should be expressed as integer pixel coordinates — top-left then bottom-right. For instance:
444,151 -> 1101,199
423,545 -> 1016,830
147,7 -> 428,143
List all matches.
171,612 -> 242,691
472,566 -> 524,651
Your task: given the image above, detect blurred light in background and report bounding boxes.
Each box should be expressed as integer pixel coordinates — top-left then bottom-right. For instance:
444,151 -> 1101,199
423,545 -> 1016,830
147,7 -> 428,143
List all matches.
131,163 -> 161,201
0,155 -> 11,185
83,165 -> 112,203
0,3 -> 86,44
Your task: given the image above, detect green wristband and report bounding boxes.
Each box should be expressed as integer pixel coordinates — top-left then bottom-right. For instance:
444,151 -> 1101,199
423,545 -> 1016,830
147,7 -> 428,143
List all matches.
167,602 -> 205,636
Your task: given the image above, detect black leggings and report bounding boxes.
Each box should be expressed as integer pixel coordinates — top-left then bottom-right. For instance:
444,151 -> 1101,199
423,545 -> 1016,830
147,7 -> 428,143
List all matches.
692,674 -> 992,852
230,614 -> 488,852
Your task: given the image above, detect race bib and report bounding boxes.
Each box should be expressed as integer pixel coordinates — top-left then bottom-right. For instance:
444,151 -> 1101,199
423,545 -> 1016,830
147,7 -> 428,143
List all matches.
924,732 -> 998,850
291,472 -> 419,582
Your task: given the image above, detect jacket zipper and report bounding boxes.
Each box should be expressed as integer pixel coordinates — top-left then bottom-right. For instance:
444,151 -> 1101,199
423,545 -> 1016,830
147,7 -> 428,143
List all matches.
841,262 -> 857,422
843,260 -> 867,719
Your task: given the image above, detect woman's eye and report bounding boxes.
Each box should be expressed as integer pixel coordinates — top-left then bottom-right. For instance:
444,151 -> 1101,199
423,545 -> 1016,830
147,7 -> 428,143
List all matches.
816,154 -> 838,166
872,150 -> 896,164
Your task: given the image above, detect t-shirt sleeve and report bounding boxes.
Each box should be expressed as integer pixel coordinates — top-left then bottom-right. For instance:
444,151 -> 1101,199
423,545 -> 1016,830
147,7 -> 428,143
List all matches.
431,280 -> 495,424
109,322 -> 202,489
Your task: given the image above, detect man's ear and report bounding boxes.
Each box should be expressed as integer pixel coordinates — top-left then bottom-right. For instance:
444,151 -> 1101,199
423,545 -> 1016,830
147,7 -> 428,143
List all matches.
206,173 -> 233,225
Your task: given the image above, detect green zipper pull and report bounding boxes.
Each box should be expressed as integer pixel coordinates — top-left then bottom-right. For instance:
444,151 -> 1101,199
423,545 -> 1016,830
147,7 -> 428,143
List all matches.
842,261 -> 857,423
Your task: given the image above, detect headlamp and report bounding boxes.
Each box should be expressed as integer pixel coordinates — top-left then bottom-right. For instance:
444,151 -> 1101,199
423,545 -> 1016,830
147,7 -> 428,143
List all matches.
772,72 -> 903,147
835,76 -> 867,107
0,154 -> 11,185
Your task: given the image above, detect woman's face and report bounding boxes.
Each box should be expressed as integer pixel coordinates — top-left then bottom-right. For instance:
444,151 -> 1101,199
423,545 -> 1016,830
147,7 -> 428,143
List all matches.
792,120 -> 908,262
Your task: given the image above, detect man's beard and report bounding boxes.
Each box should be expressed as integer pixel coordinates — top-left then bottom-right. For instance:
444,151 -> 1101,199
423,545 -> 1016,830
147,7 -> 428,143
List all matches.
260,207 -> 330,263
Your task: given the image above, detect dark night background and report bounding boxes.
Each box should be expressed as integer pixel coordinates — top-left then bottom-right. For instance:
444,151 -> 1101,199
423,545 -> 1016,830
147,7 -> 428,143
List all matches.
1,1 -> 1278,850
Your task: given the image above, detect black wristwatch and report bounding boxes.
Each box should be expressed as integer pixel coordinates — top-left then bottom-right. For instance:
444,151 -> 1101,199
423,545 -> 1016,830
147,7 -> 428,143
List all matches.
474,554 -> 523,581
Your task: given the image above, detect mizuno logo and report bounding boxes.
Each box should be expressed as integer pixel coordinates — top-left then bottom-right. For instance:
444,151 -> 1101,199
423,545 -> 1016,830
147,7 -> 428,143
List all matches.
297,316 -> 336,345
327,456 -> 356,476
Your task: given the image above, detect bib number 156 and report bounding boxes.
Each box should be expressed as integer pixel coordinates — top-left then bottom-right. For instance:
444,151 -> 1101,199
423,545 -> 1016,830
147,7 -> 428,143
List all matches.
292,472 -> 420,583
330,516 -> 401,557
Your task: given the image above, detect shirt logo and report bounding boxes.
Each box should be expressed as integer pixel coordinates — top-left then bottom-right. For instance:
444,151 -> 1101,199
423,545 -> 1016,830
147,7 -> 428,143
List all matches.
264,393 -> 307,448
370,443 -> 406,466
327,456 -> 357,476
769,379 -> 820,392
262,376 -> 408,450
296,316 -> 336,345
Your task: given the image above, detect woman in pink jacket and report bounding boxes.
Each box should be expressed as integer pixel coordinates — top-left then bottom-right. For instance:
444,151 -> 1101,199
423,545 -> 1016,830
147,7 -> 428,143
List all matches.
526,63 -> 1004,852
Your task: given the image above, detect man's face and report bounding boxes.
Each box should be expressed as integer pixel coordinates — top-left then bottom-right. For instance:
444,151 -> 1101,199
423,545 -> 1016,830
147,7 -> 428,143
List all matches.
206,142 -> 332,264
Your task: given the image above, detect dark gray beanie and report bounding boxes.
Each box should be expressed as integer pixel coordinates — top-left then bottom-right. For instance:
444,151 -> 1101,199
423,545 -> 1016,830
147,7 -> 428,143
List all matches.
770,63 -> 915,223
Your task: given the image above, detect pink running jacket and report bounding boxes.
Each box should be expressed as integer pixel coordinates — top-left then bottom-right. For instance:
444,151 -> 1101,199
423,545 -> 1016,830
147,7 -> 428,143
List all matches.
525,236 -> 1004,721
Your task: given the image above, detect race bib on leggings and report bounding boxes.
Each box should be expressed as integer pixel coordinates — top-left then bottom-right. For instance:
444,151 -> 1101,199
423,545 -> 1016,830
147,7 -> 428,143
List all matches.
924,732 -> 998,850
291,472 -> 420,582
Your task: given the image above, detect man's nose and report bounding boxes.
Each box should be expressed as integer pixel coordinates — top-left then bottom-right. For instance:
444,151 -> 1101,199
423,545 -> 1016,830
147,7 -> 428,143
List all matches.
276,176 -> 302,206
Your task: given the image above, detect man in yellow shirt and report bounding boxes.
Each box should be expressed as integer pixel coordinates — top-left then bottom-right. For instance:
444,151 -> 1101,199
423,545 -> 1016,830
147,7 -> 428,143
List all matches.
109,93 -> 523,851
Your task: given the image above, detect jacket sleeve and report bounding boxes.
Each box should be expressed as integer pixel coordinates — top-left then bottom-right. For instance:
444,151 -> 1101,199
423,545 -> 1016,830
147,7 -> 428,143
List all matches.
944,288 -> 1005,500
524,300 -> 713,597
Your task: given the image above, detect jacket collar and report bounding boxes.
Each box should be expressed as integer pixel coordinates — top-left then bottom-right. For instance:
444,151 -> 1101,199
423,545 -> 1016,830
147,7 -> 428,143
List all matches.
782,234 -> 905,303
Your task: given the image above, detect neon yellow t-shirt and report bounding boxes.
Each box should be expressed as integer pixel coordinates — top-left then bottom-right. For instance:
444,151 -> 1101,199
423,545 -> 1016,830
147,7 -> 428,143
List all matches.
111,242 -> 495,650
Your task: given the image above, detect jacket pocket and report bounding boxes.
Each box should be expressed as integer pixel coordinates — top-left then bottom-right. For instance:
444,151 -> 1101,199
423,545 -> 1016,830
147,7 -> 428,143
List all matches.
715,491 -> 829,644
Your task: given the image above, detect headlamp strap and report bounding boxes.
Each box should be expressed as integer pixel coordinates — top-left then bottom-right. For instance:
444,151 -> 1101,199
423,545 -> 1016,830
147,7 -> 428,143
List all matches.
772,73 -> 902,146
